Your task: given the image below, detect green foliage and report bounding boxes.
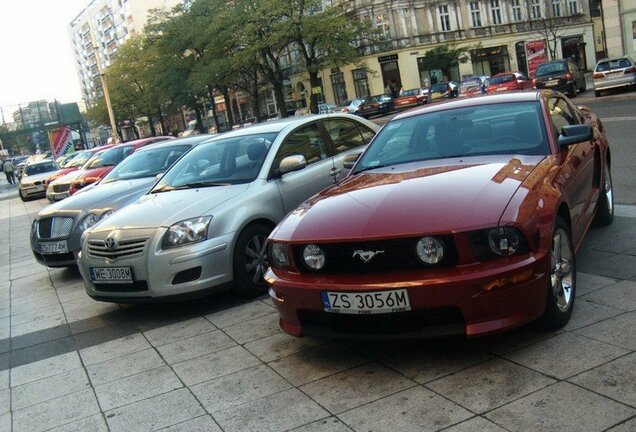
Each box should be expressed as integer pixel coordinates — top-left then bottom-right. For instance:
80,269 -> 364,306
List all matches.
417,44 -> 479,79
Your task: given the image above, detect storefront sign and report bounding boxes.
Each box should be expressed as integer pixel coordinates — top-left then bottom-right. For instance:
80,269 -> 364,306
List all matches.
525,40 -> 547,78
49,126 -> 74,159
378,54 -> 398,63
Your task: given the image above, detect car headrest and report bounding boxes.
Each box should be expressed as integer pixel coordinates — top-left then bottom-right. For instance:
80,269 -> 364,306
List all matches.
247,142 -> 267,161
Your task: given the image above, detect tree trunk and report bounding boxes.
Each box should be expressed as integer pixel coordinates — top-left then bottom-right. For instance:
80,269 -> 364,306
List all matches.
223,88 -> 235,128
194,106 -> 205,134
308,71 -> 320,114
207,85 -> 221,133
147,115 -> 156,137
251,76 -> 262,123
158,106 -> 166,135
261,49 -> 288,118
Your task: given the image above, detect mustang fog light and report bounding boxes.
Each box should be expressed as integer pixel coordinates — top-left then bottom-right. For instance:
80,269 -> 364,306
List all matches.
488,227 -> 520,256
303,244 -> 325,270
416,237 -> 444,264
80,213 -> 99,231
270,242 -> 290,267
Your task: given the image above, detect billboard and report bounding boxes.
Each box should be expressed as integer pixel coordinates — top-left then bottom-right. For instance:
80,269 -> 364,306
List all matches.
526,40 -> 548,78
49,126 -> 74,159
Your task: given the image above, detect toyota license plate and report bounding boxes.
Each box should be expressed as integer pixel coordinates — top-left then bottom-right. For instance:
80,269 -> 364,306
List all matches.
321,289 -> 411,314
40,240 -> 68,254
90,267 -> 133,283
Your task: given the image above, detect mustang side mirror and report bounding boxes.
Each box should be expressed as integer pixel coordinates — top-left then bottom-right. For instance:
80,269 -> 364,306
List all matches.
343,152 -> 363,169
279,155 -> 307,175
558,124 -> 593,148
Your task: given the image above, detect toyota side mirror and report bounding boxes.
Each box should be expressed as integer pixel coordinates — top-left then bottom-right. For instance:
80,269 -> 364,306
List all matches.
279,155 -> 307,175
343,152 -> 362,169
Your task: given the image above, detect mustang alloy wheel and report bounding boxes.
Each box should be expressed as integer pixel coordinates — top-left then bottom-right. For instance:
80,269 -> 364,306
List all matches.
540,217 -> 575,328
594,160 -> 614,226
232,224 -> 272,298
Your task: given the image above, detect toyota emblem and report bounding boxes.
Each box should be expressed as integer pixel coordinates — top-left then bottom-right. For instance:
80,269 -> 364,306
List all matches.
104,237 -> 118,251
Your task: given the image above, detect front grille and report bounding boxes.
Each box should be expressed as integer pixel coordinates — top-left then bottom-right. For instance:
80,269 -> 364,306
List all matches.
299,307 -> 465,336
34,251 -> 75,263
293,236 -> 458,274
88,238 -> 148,259
37,217 -> 74,239
93,281 -> 149,292
53,184 -> 70,193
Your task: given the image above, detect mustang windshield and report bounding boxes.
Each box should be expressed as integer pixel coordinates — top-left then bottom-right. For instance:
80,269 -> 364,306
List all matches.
354,102 -> 549,174
151,133 -> 277,192
103,144 -> 191,182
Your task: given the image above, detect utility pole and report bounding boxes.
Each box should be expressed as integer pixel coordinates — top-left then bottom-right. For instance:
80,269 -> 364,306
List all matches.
86,4 -> 118,144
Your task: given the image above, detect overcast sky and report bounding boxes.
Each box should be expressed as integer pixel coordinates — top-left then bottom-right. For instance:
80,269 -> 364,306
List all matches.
0,0 -> 86,111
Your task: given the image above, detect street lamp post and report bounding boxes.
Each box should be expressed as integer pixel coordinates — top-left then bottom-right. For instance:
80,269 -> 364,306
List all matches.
86,4 -> 118,144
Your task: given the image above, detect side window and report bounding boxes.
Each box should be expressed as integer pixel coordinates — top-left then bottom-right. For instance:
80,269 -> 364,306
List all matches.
548,97 -> 577,138
274,124 -> 329,171
359,126 -> 376,144
323,119 -> 366,154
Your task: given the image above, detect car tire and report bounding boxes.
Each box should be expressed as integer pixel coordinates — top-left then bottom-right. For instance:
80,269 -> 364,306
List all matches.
593,160 -> 614,227
595,90 -> 601,97
232,223 -> 272,298
19,190 -> 27,202
539,217 -> 575,329
580,81 -> 586,93
568,83 -> 577,98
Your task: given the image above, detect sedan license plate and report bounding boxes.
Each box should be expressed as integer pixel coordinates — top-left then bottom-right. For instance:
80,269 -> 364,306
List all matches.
34,185 -> 45,191
545,80 -> 559,87
321,289 -> 411,314
40,240 -> 68,254
90,267 -> 133,283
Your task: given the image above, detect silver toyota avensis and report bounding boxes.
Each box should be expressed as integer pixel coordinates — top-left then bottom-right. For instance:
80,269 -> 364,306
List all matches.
31,137 -> 211,267
78,114 -> 378,302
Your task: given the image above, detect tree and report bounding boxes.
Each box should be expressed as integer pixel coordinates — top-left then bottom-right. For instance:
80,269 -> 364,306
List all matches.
523,6 -> 585,61
416,44 -> 477,81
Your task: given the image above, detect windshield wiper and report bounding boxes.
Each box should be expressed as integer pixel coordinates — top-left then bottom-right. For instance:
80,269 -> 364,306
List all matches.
151,181 -> 229,193
353,164 -> 388,174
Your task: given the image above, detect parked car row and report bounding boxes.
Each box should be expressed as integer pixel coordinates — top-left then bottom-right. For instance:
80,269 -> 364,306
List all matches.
25,91 -> 613,339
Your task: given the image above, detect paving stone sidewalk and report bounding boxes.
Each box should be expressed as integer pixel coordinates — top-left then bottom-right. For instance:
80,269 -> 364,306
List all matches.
1,188 -> 635,431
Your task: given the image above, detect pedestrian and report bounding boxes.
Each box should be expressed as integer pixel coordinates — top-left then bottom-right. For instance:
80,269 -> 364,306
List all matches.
3,159 -> 15,184
384,82 -> 392,95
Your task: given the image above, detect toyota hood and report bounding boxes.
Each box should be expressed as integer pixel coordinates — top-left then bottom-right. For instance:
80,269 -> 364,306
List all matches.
92,184 -> 250,231
273,155 -> 546,242
39,178 -> 157,218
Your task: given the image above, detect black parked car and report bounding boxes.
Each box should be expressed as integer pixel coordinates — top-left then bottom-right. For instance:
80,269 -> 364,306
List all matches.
533,58 -> 586,97
358,95 -> 395,118
427,81 -> 459,102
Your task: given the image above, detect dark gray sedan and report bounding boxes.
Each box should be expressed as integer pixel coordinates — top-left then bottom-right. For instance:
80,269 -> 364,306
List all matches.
31,136 -> 211,267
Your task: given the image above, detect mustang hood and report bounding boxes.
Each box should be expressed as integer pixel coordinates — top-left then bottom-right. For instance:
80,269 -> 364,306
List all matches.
40,178 -> 156,217
276,155 -> 546,242
93,184 -> 250,231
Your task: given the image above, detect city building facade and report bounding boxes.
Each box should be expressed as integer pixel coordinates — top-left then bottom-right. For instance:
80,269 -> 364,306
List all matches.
69,0 -> 181,108
292,0 -> 596,106
601,0 -> 636,59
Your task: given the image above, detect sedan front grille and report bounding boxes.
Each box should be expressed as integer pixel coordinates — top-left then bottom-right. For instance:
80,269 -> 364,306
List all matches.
88,238 -> 148,259
293,236 -> 458,274
37,217 -> 74,239
53,184 -> 71,193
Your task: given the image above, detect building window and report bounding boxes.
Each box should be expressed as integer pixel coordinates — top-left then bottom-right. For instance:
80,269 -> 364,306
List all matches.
331,72 -> 348,105
439,5 -> 451,31
531,0 -> 542,19
469,2 -> 482,27
511,0 -> 523,21
375,13 -> 391,38
552,0 -> 561,16
352,68 -> 370,98
568,0 -> 578,14
491,0 -> 502,24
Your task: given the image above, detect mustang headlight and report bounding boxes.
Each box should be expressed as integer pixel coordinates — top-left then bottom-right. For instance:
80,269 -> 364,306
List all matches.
80,213 -> 99,231
162,216 -> 211,249
416,237 -> 445,264
100,210 -> 115,220
270,242 -> 290,267
488,227 -> 521,256
303,244 -> 325,270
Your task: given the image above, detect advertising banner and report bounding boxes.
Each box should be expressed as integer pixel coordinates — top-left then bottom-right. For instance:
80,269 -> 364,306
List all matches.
526,40 -> 548,78
49,126 -> 74,159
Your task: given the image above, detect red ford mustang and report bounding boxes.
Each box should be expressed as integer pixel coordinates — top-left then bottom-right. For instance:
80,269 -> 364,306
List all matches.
265,90 -> 613,339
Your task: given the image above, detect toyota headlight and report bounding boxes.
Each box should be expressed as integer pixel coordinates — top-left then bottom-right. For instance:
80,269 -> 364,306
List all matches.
80,213 -> 99,231
416,237 -> 445,264
303,244 -> 325,270
162,216 -> 212,249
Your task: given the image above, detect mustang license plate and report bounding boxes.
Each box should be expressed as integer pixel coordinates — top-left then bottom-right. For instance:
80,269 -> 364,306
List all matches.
40,241 -> 68,254
90,267 -> 133,283
321,289 -> 411,314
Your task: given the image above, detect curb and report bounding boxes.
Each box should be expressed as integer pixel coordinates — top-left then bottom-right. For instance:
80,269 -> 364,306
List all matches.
576,89 -> 636,104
